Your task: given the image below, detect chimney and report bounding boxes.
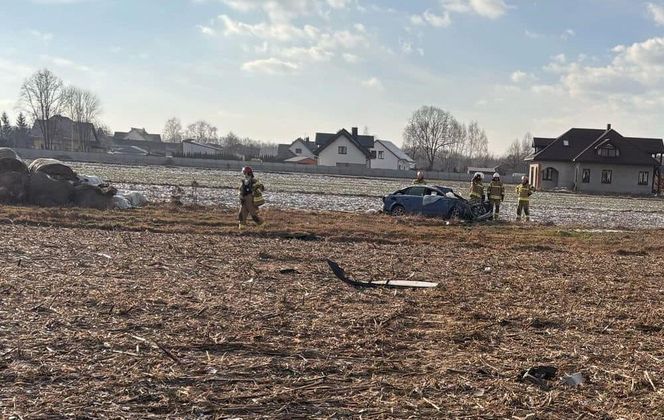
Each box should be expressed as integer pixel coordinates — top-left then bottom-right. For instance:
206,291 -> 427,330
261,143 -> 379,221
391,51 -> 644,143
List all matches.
352,127 -> 358,138
607,123 -> 611,131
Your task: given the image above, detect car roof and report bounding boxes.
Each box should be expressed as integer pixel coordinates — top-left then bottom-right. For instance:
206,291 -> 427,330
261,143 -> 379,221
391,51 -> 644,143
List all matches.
398,185 -> 454,193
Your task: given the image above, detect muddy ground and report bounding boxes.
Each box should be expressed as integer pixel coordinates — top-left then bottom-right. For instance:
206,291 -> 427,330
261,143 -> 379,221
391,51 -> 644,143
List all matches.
0,205 -> 662,418
72,162 -> 664,229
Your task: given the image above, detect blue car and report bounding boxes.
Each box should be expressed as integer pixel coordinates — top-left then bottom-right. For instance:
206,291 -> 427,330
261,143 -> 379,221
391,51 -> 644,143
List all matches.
382,185 -> 492,221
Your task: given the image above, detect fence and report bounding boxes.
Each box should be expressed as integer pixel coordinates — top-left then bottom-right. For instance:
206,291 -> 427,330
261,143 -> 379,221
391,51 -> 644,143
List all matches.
12,148 -> 521,183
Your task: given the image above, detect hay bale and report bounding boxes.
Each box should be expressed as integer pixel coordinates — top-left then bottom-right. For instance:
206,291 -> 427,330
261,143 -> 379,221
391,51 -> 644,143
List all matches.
72,184 -> 115,210
0,171 -> 29,203
28,158 -> 77,181
0,158 -> 29,174
28,172 -> 75,207
0,148 -> 20,160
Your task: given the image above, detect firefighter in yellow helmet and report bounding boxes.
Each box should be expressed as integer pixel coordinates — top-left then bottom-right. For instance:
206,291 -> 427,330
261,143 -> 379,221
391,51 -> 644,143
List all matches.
238,166 -> 265,230
469,172 -> 485,203
487,172 -> 505,220
516,175 -> 535,221
413,171 -> 426,184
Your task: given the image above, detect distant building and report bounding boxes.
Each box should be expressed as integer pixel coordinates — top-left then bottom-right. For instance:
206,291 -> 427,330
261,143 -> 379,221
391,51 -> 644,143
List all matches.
315,127 -> 374,168
289,137 -> 316,159
29,115 -> 102,152
313,127 -> 413,170
182,139 -> 224,157
111,127 -> 179,156
372,139 -> 416,170
467,166 -> 503,177
527,124 -> 664,195
113,128 -> 162,143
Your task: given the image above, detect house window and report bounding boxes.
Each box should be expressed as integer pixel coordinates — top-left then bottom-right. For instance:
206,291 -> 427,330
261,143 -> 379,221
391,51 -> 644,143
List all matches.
542,167 -> 555,181
295,148 -> 302,154
598,143 -> 620,157
582,169 -> 591,183
638,171 -> 649,185
563,140 -> 569,147
378,151 -> 384,159
601,169 -> 612,184
338,146 -> 347,155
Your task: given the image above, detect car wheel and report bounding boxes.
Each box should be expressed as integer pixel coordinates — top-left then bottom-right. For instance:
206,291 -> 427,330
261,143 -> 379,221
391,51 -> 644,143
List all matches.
449,206 -> 462,220
391,205 -> 406,216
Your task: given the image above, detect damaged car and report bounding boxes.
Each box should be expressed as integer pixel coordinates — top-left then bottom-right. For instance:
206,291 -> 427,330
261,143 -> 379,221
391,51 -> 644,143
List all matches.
382,185 -> 492,221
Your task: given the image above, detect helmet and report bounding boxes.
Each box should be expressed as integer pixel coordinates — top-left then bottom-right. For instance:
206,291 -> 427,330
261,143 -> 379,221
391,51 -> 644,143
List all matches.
522,175 -> 529,183
493,172 -> 500,179
242,166 -> 253,176
473,172 -> 484,180
417,171 -> 424,179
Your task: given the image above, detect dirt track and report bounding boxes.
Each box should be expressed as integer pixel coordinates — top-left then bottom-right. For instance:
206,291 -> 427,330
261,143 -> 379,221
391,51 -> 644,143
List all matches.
1,205 -> 663,418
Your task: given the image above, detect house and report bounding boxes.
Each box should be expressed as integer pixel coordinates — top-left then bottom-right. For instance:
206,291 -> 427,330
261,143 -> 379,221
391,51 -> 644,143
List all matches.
112,127 -> 179,156
260,137 -> 317,163
371,139 -> 415,170
29,115 -> 102,152
113,127 -> 162,143
182,139 -> 224,157
467,166 -> 503,177
289,137 -> 316,159
527,124 -> 664,195
315,127 -> 374,168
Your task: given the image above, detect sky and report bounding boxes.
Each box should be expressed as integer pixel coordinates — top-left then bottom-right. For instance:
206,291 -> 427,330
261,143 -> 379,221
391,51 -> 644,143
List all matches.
2,0 -> 664,153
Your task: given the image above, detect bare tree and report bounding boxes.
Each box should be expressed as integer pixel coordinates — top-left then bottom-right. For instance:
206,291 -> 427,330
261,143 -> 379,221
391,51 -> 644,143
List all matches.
62,86 -> 101,151
186,120 -> 218,143
521,131 -> 533,156
403,106 -> 457,170
19,69 -> 64,149
467,121 -> 488,160
162,117 -> 184,143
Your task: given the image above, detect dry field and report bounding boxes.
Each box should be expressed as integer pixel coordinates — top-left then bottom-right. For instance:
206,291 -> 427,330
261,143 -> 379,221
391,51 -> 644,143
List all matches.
0,205 -> 663,418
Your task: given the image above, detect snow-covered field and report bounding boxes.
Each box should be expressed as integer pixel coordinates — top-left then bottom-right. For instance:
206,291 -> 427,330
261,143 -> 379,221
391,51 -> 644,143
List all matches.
71,162 -> 664,229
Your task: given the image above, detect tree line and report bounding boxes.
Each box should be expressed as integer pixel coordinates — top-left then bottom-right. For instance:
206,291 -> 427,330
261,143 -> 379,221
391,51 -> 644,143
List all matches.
162,117 -> 276,161
403,105 -> 532,175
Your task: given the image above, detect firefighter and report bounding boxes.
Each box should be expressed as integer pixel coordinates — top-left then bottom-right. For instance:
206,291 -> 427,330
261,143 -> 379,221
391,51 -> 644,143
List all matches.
238,166 -> 265,230
469,172 -> 485,203
413,171 -> 426,184
487,172 -> 505,220
516,175 -> 535,221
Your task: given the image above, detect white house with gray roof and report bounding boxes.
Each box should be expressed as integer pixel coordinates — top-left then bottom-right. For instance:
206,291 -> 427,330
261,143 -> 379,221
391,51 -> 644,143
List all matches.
315,127 -> 414,170
371,139 -> 415,170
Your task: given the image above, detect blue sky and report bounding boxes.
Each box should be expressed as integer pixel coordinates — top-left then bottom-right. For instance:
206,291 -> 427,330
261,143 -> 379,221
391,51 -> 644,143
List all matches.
2,0 -> 664,152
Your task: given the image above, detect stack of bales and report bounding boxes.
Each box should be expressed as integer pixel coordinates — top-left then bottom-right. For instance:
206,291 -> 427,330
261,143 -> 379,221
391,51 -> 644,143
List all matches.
0,149 -> 121,209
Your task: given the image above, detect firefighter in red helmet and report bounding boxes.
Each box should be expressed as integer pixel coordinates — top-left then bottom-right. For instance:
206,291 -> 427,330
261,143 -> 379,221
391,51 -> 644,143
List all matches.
238,166 -> 265,230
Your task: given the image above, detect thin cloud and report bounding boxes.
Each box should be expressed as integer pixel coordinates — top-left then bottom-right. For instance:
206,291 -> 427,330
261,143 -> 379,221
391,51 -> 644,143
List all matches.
647,3 -> 664,25
242,57 -> 298,74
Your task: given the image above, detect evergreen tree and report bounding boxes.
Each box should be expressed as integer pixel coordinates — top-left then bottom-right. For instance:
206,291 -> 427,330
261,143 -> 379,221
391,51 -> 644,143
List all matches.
15,112 -> 30,147
0,112 -> 12,144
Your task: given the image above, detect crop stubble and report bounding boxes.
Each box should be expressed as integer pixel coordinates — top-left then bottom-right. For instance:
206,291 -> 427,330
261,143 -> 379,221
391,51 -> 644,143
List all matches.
0,206 -> 662,418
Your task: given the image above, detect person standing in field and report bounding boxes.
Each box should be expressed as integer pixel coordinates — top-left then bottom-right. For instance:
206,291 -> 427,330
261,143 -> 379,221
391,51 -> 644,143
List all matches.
413,171 -> 426,184
516,175 -> 535,221
469,172 -> 485,203
487,172 -> 505,220
238,166 -> 265,230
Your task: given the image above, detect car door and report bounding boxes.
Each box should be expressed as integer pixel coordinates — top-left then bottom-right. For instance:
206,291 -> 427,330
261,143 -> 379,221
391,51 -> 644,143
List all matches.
422,188 -> 451,216
399,186 -> 427,214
